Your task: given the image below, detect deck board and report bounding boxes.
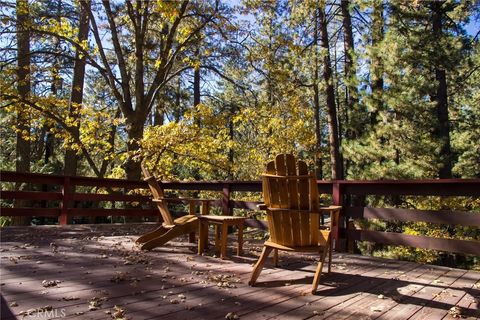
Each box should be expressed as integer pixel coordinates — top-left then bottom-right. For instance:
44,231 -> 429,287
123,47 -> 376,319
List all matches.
1,224 -> 478,320
260,259 -> 414,319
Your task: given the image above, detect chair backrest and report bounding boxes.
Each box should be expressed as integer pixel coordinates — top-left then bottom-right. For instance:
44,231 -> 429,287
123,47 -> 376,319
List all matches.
262,154 -> 321,247
141,166 -> 175,226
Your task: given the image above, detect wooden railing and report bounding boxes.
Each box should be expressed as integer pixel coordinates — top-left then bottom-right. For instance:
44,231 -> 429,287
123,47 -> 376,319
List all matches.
1,171 -> 479,256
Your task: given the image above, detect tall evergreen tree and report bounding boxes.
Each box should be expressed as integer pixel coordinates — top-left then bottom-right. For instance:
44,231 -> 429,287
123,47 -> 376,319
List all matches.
319,3 -> 343,180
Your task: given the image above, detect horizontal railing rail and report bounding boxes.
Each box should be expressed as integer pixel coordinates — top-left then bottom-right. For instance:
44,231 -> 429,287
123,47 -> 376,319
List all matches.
0,171 -> 268,224
1,170 -> 479,255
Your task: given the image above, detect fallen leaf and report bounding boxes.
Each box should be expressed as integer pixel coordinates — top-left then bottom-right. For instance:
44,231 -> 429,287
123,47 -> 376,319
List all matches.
225,312 -> 239,319
42,280 -> 60,287
111,272 -> 127,283
89,296 -> 107,311
50,243 -> 58,253
370,305 -> 383,312
111,305 -> 126,319
448,306 -> 463,318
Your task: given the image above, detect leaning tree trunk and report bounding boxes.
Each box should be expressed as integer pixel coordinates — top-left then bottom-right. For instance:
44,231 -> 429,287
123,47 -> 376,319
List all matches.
319,6 -> 343,180
64,0 -> 90,176
14,0 -> 31,226
431,2 -> 452,179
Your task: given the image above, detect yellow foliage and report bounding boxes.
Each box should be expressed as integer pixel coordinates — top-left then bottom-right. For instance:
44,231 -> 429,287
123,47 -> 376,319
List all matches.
140,104 -> 232,180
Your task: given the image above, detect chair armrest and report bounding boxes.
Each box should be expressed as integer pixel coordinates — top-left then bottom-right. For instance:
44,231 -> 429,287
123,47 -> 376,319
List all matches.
266,207 -> 341,215
152,197 -> 212,203
319,205 -> 342,211
152,197 -> 212,215
267,208 -> 314,213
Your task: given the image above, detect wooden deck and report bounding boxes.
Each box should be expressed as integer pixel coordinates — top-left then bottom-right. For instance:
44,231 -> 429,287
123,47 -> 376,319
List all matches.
0,224 -> 478,320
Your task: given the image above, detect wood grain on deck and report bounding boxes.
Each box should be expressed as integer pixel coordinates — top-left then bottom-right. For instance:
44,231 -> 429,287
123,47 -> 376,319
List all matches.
1,224 -> 478,320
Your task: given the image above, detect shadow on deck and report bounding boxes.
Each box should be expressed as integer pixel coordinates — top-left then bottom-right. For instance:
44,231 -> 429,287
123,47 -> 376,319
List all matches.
1,224 -> 478,320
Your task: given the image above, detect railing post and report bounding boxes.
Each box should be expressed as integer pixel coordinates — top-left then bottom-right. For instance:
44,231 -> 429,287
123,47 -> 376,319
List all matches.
332,181 -> 341,206
59,176 -> 70,225
332,181 -> 343,251
222,183 -> 232,216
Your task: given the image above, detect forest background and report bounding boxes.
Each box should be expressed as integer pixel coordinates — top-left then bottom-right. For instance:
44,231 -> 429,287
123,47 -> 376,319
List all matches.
0,0 -> 479,266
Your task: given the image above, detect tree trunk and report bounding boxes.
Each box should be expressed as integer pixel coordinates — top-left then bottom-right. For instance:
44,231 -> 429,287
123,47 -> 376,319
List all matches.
228,103 -> 235,180
341,0 -> 360,137
47,0 -> 62,167
124,119 -> 143,222
15,0 -> 31,174
154,107 -> 164,126
64,0 -> 90,176
370,0 -> 384,125
431,2 -> 452,179
319,6 -> 343,180
193,57 -> 200,125
193,48 -> 201,107
14,0 -> 31,225
313,8 -> 323,179
124,120 -> 143,181
174,77 -> 182,121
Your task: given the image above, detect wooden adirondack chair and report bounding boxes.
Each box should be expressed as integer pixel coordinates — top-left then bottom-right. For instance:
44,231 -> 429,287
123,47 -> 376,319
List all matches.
249,154 -> 341,294
136,166 -> 207,250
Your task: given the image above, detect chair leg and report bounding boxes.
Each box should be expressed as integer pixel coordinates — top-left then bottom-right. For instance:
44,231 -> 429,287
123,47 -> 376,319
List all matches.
312,246 -> 329,294
220,223 -> 228,259
237,224 -> 244,256
198,221 -> 208,254
328,239 -> 333,273
249,246 -> 273,286
273,249 -> 279,267
214,225 -> 220,254
136,226 -> 167,244
141,224 -> 196,250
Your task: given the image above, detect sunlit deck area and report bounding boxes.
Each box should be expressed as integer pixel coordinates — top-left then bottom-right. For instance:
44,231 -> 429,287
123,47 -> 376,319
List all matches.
1,224 -> 478,320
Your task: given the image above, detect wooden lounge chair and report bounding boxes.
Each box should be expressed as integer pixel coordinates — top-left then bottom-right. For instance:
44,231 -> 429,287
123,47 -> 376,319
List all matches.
136,166 -> 209,250
249,154 -> 341,294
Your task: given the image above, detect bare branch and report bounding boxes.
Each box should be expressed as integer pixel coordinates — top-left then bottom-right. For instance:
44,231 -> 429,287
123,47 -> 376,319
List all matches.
102,0 -> 133,112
